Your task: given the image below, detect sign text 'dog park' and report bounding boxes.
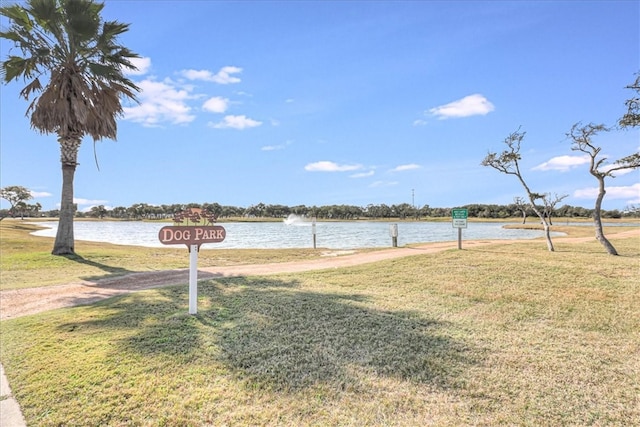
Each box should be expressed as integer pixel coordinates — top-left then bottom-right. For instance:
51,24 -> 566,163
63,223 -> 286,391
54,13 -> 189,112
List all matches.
158,225 -> 226,247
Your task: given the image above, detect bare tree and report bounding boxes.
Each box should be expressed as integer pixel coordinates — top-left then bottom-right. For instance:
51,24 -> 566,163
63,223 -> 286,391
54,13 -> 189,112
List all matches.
537,193 -> 568,226
513,196 -> 529,224
567,123 -> 640,255
482,129 -> 556,251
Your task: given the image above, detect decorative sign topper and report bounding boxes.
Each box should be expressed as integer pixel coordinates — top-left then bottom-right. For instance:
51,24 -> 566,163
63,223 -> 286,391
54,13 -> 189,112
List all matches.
158,208 -> 226,249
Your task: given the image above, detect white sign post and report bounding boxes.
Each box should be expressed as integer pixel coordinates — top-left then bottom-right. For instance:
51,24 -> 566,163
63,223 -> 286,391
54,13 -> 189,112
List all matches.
452,208 -> 468,249
189,245 -> 198,314
312,217 -> 317,249
389,223 -> 398,247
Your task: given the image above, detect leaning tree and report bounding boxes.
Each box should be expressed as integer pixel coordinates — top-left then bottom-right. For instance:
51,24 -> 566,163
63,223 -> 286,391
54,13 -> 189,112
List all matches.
0,0 -> 139,255
482,129 -> 556,252
567,123 -> 639,255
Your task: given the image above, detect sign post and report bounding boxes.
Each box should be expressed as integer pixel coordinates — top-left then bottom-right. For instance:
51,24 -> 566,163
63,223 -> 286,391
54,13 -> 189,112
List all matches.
389,223 -> 398,247
451,208 -> 468,249
312,217 -> 317,249
158,208 -> 226,314
189,245 -> 198,314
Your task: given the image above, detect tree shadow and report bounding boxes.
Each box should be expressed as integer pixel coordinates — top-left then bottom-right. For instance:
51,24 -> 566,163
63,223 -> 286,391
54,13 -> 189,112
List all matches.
62,253 -> 135,280
60,276 -> 478,393
463,247 -> 532,256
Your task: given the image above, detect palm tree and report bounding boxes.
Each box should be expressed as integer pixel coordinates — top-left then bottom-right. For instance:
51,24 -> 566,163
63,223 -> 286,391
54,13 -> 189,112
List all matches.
0,0 -> 139,255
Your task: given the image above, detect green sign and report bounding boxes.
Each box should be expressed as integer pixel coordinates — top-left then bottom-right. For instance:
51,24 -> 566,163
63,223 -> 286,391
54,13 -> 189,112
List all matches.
452,208 -> 468,228
452,209 -> 468,219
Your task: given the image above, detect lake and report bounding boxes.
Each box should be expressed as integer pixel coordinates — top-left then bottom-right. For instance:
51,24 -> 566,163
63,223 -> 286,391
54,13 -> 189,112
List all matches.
31,219 -> 568,250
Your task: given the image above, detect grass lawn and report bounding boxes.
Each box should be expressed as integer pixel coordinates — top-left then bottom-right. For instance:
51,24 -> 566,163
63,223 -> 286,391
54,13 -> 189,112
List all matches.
1,221 -> 639,425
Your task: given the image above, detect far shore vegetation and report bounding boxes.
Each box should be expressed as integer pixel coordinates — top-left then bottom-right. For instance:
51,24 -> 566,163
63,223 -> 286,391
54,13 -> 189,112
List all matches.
1,219 -> 639,425
2,200 -> 639,222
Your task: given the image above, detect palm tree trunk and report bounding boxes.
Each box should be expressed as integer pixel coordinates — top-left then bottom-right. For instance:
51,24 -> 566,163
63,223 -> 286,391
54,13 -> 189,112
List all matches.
52,164 -> 75,254
52,136 -> 80,255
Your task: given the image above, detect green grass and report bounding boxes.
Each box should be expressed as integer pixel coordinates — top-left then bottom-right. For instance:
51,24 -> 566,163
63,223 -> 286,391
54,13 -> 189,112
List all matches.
1,227 -> 639,425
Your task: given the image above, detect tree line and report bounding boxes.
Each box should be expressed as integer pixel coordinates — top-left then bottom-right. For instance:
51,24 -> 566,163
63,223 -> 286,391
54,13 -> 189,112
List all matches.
81,201 -> 638,221
69,201 -> 640,221
3,192 -> 636,221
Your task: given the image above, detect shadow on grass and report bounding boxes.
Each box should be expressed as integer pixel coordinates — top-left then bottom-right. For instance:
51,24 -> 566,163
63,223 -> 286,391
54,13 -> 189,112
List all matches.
3,220 -> 36,229
61,276 -> 477,393
62,253 -> 135,280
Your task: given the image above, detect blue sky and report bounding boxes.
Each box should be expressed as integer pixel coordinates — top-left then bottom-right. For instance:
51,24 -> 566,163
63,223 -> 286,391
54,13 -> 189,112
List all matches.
1,0 -> 639,213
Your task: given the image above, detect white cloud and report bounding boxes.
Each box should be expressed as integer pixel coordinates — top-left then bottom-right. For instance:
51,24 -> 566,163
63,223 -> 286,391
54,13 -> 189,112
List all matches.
181,66 -> 242,84
390,164 -> 421,172
350,170 -> 375,178
413,119 -> 427,126
79,204 -> 115,213
202,96 -> 229,113
262,140 -> 293,151
123,64 -> 258,128
304,161 -> 363,172
73,198 -> 109,206
209,115 -> 262,129
123,78 -> 196,126
428,94 -> 495,119
369,180 -> 399,188
532,155 -> 590,172
574,183 -> 640,202
125,57 -> 152,76
30,191 -> 52,198
67,198 -> 111,212
533,155 -> 637,175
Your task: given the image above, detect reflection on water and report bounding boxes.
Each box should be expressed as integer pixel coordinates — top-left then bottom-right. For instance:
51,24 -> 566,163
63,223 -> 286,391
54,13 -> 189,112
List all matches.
32,220 -> 570,249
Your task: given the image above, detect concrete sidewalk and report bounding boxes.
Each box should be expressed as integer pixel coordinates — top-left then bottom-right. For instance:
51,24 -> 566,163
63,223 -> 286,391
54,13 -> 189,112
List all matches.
0,363 -> 26,427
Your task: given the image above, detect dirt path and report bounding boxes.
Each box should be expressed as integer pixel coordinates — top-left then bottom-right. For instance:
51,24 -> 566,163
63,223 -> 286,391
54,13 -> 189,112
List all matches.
2,230 -> 638,321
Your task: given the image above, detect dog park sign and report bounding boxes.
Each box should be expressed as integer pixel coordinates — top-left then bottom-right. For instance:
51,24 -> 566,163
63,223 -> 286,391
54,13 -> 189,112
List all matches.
158,225 -> 226,248
158,208 -> 226,314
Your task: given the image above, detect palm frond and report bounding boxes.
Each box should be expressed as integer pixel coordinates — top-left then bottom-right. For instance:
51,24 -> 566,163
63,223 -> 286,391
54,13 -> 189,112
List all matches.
0,5 -> 33,31
63,0 -> 102,45
19,76 -> 42,99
